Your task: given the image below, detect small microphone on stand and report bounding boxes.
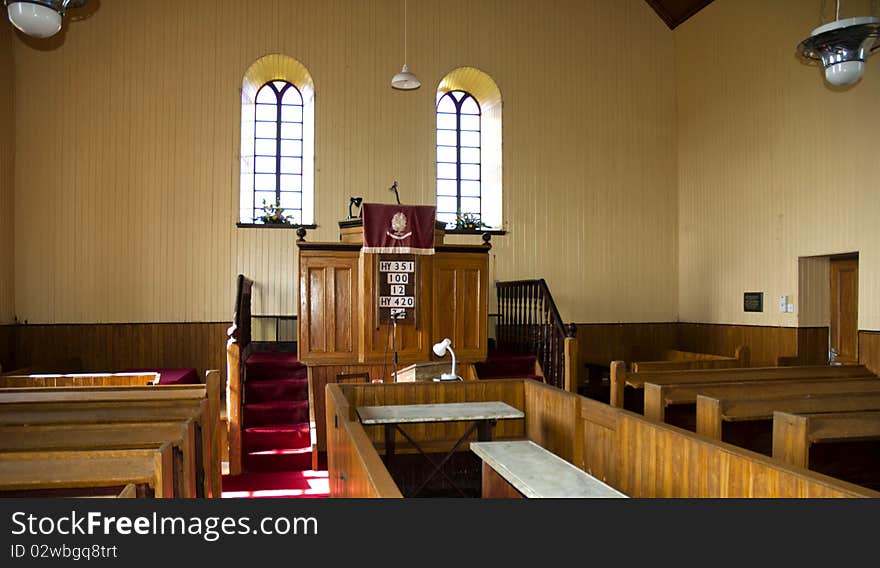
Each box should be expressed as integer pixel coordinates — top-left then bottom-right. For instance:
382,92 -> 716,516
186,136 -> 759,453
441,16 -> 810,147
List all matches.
389,181 -> 401,205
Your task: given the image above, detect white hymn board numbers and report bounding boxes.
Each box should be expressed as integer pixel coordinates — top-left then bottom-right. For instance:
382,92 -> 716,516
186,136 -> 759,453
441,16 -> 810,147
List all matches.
377,254 -> 418,325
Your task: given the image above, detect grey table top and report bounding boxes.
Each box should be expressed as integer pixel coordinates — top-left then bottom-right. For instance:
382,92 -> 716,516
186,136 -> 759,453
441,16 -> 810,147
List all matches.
470,440 -> 628,498
356,401 -> 524,425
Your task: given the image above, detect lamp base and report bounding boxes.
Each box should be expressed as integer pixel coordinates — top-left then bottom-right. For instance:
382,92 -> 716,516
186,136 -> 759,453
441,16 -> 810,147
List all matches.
435,373 -> 462,382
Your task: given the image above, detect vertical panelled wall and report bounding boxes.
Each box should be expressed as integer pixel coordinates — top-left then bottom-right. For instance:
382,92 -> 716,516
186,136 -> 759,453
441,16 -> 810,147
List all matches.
11,0 -> 677,324
676,0 -> 880,330
0,20 -> 13,324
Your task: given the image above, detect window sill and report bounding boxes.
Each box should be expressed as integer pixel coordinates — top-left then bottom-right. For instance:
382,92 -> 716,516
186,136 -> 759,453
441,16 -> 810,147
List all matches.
443,228 -> 507,236
236,223 -> 318,230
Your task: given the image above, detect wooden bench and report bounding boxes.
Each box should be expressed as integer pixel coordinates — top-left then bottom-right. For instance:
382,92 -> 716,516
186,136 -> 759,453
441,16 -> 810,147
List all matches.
644,375 -> 880,423
610,363 -> 873,409
630,346 -> 750,373
470,440 -> 627,498
0,445 -> 174,497
693,390 -> 880,457
0,372 -> 158,388
0,371 -> 222,498
0,421 -> 199,498
773,410 -> 880,490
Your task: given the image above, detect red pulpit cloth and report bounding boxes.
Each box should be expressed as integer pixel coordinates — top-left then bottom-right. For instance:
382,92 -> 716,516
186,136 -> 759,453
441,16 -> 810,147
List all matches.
361,203 -> 436,255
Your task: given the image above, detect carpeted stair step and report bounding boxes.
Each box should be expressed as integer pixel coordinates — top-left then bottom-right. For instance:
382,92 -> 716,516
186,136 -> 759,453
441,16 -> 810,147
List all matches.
244,400 -> 309,427
246,378 -> 309,403
244,352 -> 307,381
244,447 -> 312,472
243,424 -> 311,453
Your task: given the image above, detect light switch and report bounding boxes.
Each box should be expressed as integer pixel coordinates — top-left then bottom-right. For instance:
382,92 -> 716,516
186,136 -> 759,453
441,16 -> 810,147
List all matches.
786,303 -> 794,313
779,295 -> 787,313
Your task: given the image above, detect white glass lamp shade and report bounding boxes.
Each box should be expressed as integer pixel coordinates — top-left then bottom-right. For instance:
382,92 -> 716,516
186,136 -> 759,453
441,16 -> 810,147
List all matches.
391,64 -> 421,90
7,1 -> 62,38
825,60 -> 865,86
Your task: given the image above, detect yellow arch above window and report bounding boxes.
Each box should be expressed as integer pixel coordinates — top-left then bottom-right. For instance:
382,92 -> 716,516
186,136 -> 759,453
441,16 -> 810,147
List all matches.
437,67 -> 502,230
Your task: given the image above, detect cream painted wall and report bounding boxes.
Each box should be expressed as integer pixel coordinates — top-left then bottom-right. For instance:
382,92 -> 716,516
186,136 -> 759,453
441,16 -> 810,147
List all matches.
10,0 -> 678,324
0,20 -> 13,324
676,0 -> 880,329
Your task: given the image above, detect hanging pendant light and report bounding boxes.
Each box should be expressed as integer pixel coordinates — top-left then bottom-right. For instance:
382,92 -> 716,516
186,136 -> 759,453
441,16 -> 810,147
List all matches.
4,0 -> 89,38
797,0 -> 880,87
391,0 -> 420,90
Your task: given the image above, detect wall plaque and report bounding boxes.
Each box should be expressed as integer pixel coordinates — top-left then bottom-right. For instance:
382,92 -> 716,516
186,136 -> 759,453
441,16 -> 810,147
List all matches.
743,292 -> 763,313
377,254 -> 418,324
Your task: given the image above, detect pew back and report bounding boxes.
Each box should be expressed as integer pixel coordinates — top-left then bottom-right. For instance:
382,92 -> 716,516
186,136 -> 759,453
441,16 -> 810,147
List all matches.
0,373 -> 158,388
0,421 -> 199,498
773,410 -> 880,468
644,376 -> 880,422
698,391 -> 880,440
611,363 -> 873,408
0,445 -> 174,497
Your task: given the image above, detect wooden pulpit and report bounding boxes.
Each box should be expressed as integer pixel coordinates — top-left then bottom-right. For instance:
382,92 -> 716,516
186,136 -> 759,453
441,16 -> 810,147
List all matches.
295,215 -> 491,467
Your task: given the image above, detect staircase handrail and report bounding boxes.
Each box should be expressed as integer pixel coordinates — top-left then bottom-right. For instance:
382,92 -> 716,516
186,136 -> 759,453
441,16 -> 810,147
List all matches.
495,279 -> 578,391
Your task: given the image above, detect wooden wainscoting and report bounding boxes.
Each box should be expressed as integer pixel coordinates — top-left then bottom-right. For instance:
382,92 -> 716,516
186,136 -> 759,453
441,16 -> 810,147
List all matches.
9,323 -> 228,380
576,323 -> 679,369
676,323 -> 827,367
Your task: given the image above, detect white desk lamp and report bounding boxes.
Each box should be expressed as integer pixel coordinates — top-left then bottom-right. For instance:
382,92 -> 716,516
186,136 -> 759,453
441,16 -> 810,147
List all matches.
432,338 -> 459,381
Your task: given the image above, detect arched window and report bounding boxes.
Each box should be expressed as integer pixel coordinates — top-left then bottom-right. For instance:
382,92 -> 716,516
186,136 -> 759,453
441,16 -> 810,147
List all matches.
240,54 -> 315,226
436,90 -> 482,227
436,67 -> 502,230
253,81 -> 304,224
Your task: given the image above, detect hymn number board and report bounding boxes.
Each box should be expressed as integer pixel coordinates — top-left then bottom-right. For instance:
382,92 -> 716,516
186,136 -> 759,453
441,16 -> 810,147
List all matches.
377,254 -> 418,324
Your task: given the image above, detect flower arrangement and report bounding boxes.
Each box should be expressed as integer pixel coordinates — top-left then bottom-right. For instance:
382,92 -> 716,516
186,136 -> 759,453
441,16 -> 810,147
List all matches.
256,199 -> 292,225
454,211 -> 489,231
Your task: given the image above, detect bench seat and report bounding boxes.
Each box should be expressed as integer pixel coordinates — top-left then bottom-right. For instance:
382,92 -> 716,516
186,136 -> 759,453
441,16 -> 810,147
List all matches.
470,440 -> 627,498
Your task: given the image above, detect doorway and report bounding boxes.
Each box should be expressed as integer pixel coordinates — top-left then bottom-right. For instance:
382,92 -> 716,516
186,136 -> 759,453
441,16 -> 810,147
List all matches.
829,255 -> 859,364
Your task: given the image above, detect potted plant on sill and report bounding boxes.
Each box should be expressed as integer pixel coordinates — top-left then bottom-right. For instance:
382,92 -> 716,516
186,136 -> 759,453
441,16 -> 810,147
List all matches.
256,199 -> 293,225
454,211 -> 489,231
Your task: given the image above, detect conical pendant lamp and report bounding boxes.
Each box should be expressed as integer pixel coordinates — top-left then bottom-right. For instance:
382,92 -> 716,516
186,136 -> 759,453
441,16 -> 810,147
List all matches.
391,0 -> 420,90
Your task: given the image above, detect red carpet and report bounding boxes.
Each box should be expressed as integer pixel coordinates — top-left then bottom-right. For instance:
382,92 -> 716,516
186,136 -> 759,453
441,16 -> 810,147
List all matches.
474,351 -> 542,381
222,351 -> 329,498
222,471 -> 329,499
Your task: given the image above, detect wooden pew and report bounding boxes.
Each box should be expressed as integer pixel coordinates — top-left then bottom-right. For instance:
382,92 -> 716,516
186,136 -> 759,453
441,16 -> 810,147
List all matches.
0,421 -> 199,498
773,410 -> 880,490
0,445 -> 174,497
630,345 -> 750,373
698,391 -> 880,442
644,376 -> 880,424
0,372 -> 158,388
0,371 -> 222,498
610,362 -> 873,409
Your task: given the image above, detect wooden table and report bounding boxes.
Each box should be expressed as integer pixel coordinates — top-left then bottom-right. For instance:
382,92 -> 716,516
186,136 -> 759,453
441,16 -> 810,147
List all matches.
356,401 -> 524,497
471,440 -> 628,498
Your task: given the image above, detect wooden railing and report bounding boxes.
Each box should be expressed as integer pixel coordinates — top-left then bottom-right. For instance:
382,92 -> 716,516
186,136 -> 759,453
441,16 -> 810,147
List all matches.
495,279 -> 578,391
225,274 -> 253,476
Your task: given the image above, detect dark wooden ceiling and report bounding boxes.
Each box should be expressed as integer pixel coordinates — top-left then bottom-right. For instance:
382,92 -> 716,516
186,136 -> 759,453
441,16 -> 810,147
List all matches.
644,0 -> 716,29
